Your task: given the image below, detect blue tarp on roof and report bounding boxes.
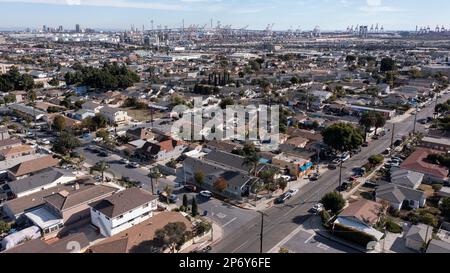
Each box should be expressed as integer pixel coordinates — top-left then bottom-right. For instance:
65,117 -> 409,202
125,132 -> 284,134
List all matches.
259,158 -> 271,164
299,162 -> 313,172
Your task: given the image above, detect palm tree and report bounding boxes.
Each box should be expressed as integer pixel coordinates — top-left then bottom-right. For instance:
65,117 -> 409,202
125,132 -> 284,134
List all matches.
148,168 -> 162,195
243,153 -> 260,177
95,161 -> 110,182
163,185 -> 173,204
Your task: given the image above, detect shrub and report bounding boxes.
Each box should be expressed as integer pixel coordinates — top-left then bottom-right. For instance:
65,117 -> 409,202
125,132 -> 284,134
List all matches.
320,210 -> 331,224
321,192 -> 346,213
386,220 -> 403,234
369,155 -> 384,165
432,184 -> 443,192
333,223 -> 377,247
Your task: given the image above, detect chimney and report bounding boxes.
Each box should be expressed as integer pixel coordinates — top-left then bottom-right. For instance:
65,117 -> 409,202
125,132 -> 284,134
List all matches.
74,183 -> 80,190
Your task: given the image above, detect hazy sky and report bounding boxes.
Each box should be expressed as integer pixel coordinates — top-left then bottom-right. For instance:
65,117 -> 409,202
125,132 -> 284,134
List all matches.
0,0 -> 448,31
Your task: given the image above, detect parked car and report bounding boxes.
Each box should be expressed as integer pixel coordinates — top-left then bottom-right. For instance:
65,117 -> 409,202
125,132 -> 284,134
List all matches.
309,173 -> 321,181
184,184 -> 197,192
328,164 -> 338,170
332,158 -> 342,165
99,151 -> 109,157
275,193 -> 290,204
287,189 -> 299,197
310,203 -> 324,214
383,148 -> 391,155
362,142 -> 369,147
199,191 -> 213,199
340,153 -> 351,162
159,192 -> 178,203
127,162 -> 140,168
393,140 -> 403,147
119,158 -> 130,165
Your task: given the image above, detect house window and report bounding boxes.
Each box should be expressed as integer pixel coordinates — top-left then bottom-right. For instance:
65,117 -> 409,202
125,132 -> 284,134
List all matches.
117,215 -> 124,219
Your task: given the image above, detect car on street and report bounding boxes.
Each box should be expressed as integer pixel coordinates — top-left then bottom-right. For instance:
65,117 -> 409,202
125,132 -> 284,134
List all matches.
394,140 -> 403,147
328,164 -> 337,170
159,192 -> 178,203
119,158 -> 130,165
362,142 -> 369,147
340,153 -> 351,162
199,190 -> 213,199
99,151 -> 109,157
309,173 -> 321,181
332,158 -> 342,165
275,193 -> 291,204
184,184 -> 197,192
310,203 -> 324,214
287,189 -> 299,197
383,148 -> 391,155
127,162 -> 140,168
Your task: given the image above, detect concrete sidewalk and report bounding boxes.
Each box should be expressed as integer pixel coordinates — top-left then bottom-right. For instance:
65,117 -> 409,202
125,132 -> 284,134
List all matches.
180,220 -> 223,253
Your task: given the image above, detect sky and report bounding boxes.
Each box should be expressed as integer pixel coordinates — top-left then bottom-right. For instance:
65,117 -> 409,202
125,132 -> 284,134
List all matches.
0,0 -> 449,31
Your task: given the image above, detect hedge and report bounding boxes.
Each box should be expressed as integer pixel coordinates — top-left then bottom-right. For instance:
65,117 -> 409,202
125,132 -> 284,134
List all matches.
333,223 -> 377,247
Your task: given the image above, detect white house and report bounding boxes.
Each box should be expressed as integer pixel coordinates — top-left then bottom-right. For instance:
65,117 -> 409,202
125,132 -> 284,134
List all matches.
81,101 -> 103,113
99,106 -> 130,125
88,188 -> 158,237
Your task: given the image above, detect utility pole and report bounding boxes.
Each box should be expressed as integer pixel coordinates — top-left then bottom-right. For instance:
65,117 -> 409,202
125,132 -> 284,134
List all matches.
258,211 -> 268,253
390,123 -> 395,148
413,104 -> 418,135
338,161 -> 343,192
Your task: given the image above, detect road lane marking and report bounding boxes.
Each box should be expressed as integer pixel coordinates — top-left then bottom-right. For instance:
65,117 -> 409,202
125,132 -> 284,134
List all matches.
216,212 -> 227,219
304,234 -> 315,244
232,240 -> 249,253
268,225 -> 312,253
223,217 -> 237,228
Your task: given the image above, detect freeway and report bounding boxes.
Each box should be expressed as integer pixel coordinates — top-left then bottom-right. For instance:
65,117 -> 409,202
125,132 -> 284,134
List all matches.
213,93 -> 449,253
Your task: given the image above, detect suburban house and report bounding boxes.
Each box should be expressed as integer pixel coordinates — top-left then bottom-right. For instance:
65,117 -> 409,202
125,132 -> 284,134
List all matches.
88,188 -> 158,237
7,155 -> 60,180
333,199 -> 384,242
0,128 -> 10,141
42,183 -> 118,225
400,148 -> 449,184
426,239 -> 450,253
82,101 -> 103,113
136,136 -> 187,163
88,212 -> 192,253
126,127 -> 155,141
420,137 -> 450,152
73,109 -> 96,121
390,169 -> 424,189
375,183 -> 426,211
271,153 -> 314,177
285,136 -> 309,149
6,168 -> 76,198
99,106 -> 130,125
0,138 -> 22,151
0,144 -> 35,161
183,155 -> 258,200
1,179 -> 98,221
405,224 -> 433,252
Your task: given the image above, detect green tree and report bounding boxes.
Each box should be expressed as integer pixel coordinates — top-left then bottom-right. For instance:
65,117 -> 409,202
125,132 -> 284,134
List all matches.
163,185 -> 173,205
4,93 -> 16,105
191,197 -> 198,217
440,197 -> 450,219
48,77 -> 59,87
149,168 -> 162,195
243,153 -> 261,176
359,112 -> 377,141
52,115 -> 66,132
369,154 -> 384,165
321,192 -> 346,214
0,220 -> 11,234
154,222 -> 189,253
194,171 -> 205,185
322,123 -> 364,152
380,57 -> 396,73
53,132 -> 81,155
182,194 -> 188,209
93,161 -> 110,182
219,97 -> 234,109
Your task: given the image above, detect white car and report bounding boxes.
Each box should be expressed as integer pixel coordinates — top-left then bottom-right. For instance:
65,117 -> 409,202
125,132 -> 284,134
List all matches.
199,191 -> 213,199
310,203 -> 324,214
287,189 -> 299,197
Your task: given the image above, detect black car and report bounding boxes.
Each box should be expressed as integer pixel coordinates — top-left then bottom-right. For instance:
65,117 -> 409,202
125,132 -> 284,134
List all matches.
394,140 -> 403,147
274,193 -> 290,204
99,151 -> 109,157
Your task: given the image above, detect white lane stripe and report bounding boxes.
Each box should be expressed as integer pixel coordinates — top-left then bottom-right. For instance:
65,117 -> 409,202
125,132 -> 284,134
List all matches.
232,240 -> 249,253
223,217 -> 237,228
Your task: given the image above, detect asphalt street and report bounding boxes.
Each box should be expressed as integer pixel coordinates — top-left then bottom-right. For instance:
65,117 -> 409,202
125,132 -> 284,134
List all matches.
212,93 -> 450,253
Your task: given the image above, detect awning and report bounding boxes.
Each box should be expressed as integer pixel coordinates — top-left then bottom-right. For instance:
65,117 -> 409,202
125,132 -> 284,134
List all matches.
25,207 -> 63,230
299,162 -> 314,172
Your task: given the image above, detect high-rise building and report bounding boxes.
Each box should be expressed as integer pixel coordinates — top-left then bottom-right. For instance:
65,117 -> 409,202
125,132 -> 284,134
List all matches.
75,24 -> 80,33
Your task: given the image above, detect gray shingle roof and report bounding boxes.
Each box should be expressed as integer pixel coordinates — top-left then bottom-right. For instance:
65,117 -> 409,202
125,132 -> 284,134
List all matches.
88,188 -> 157,218
7,169 -> 67,195
376,183 -> 425,204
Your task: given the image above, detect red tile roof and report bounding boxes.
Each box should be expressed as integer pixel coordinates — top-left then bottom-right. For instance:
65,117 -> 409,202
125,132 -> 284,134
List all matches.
401,148 -> 449,179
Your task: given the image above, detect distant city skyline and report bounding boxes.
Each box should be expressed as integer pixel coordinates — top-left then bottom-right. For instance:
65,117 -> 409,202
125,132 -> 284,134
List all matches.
0,0 -> 449,31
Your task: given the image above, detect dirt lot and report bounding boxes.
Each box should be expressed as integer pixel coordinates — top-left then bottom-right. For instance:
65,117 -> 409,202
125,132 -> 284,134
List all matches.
418,184 -> 435,198
122,108 -> 165,122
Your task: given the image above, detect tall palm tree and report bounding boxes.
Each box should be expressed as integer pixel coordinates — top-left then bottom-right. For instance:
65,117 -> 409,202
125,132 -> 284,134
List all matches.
163,185 -> 173,205
243,153 -> 260,177
149,168 -> 162,195
95,161 -> 110,182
